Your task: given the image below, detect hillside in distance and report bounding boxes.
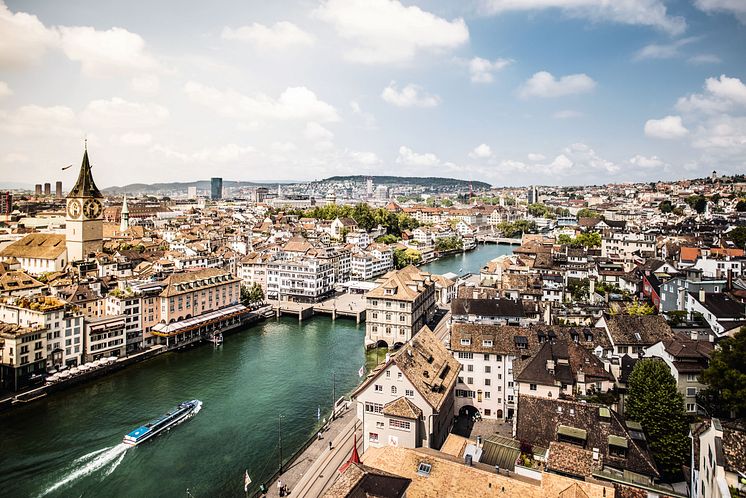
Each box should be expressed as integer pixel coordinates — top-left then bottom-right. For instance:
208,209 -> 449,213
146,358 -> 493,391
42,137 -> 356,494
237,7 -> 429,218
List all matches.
102,180 -> 291,195
321,175 -> 491,189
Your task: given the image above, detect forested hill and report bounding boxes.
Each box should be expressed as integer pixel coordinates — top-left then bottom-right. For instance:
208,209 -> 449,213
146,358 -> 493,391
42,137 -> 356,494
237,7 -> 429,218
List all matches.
321,175 -> 491,189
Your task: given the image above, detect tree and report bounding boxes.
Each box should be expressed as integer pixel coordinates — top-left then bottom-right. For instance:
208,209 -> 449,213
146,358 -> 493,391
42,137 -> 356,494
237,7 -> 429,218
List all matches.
736,199 -> 746,212
435,236 -> 462,252
726,226 -> 746,249
659,200 -> 673,213
626,359 -> 690,480
241,283 -> 265,307
685,195 -> 707,213
576,208 -> 601,219
393,248 -> 421,269
701,327 -> 746,418
626,299 -> 655,316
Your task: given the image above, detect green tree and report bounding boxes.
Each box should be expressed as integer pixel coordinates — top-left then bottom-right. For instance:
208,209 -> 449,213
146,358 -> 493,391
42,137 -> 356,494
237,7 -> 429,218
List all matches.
240,283 -> 265,306
701,327 -> 746,418
435,236 -> 462,252
726,226 -> 746,248
659,200 -> 673,213
736,199 -> 746,212
393,248 -> 422,269
576,208 -> 601,219
685,195 -> 707,213
626,299 -> 655,316
626,359 -> 690,479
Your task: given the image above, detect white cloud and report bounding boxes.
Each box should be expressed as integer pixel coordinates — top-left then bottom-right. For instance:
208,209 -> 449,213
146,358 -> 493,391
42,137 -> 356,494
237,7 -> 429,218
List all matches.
396,146 -> 440,166
0,80 -> 11,97
381,82 -> 440,107
221,21 -> 314,49
271,141 -> 297,152
479,0 -> 686,35
676,75 -> 746,114
468,57 -> 512,83
350,100 -> 376,128
469,144 -> 493,159
694,0 -> 746,23
81,98 -> 169,129
304,122 -> 334,142
552,109 -> 584,119
0,1 -> 58,68
688,54 -> 722,65
3,152 -> 29,164
644,115 -> 689,139
184,81 -> 340,123
314,0 -> 469,64
130,74 -> 160,94
348,150 -> 381,165
628,154 -> 666,168
527,153 -> 546,161
634,36 -> 699,60
0,105 -> 79,137
116,132 -> 152,146
58,26 -> 158,77
518,71 -> 596,98
153,143 -> 255,163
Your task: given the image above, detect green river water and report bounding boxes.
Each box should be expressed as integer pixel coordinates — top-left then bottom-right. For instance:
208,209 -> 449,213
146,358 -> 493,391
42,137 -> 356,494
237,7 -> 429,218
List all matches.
0,243 -> 513,497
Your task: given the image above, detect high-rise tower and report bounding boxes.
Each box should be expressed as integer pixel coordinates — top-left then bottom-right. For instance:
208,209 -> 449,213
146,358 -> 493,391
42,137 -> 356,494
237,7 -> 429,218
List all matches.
66,146 -> 104,261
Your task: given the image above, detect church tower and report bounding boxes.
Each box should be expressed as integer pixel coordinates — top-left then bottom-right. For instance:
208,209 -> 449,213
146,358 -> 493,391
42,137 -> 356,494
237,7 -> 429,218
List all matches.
120,194 -> 130,232
66,145 -> 104,262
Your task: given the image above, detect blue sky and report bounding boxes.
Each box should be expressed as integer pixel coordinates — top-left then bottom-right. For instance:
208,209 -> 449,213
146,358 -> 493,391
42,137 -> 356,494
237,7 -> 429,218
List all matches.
0,0 -> 745,188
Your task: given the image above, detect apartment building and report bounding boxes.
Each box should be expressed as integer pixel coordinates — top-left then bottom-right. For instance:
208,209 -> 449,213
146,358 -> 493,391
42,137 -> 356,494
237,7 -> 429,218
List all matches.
0,323 -> 47,391
266,256 -> 334,302
158,268 -> 241,323
106,287 -> 143,353
0,296 -> 84,368
601,232 -> 655,261
365,265 -> 435,348
85,315 -> 126,362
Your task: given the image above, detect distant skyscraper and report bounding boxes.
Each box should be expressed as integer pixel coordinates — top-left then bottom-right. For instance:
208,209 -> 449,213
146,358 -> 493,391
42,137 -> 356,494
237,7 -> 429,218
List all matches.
366,177 -> 373,197
187,186 -> 197,199
35,184 -> 42,196
0,191 -> 13,218
210,177 -> 222,200
55,181 -> 63,199
527,186 -> 539,205
44,183 -> 51,196
255,187 -> 268,203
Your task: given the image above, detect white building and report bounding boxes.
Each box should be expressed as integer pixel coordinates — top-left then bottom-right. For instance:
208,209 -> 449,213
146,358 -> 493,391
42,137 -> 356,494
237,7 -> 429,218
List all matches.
266,256 -> 335,302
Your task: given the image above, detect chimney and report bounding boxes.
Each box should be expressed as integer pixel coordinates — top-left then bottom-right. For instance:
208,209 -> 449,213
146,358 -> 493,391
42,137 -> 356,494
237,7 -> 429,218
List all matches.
690,330 -> 698,341
727,269 -> 733,291
546,359 -> 555,374
699,288 -> 706,303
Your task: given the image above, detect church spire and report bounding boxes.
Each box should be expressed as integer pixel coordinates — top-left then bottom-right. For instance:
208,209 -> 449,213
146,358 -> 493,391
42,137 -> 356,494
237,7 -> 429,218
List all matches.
68,146 -> 103,199
120,194 -> 130,232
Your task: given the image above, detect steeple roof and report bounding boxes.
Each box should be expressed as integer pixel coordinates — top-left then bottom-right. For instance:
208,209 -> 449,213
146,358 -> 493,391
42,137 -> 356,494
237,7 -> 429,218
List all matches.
68,148 -> 103,199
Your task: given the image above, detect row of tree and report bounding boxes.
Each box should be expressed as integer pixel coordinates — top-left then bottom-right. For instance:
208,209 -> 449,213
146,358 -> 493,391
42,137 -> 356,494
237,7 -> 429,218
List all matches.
292,203 -> 419,237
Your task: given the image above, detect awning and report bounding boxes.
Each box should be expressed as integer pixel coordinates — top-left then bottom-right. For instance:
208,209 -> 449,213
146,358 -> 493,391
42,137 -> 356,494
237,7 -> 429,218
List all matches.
151,304 -> 248,337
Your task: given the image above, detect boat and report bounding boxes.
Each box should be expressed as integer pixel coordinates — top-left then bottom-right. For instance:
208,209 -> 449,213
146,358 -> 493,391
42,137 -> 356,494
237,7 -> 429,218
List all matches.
122,400 -> 202,446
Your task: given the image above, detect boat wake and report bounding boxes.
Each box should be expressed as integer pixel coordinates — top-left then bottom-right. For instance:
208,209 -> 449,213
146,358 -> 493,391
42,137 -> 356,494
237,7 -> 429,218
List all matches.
39,444 -> 128,496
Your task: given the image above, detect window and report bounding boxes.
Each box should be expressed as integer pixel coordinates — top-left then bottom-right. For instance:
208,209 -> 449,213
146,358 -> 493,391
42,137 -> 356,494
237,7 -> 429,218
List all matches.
405,389 -> 414,397
417,463 -> 432,477
460,339 -> 471,346
386,371 -> 391,378
530,384 -> 537,391
398,372 -> 403,380
484,391 -> 491,399
391,386 -> 397,394
467,364 -> 473,372
618,346 -> 628,354
376,421 -> 385,428
390,419 -> 411,431
485,409 -> 491,416
508,395 -> 514,402
508,381 -> 514,388
485,365 -> 491,373
458,376 -> 464,383
687,403 -> 696,412
687,387 -> 697,397
467,377 -> 473,384
483,353 -> 490,361
374,384 -> 383,392
687,373 -> 697,382
483,340 -> 493,347
369,432 -> 379,443
458,352 -> 473,359
485,379 -> 491,386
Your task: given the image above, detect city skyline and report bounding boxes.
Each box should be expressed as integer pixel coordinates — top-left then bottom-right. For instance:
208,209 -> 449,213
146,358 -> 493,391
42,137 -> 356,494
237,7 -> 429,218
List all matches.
1,0 -> 745,188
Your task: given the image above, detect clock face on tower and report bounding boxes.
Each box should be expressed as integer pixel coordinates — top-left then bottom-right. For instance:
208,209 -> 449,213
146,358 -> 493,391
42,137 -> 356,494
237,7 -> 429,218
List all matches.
83,199 -> 102,219
67,199 -> 82,219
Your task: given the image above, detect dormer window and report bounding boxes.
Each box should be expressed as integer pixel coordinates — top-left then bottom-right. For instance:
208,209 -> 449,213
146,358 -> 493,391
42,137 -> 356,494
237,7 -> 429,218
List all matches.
608,435 -> 628,457
482,340 -> 493,347
461,339 -> 471,346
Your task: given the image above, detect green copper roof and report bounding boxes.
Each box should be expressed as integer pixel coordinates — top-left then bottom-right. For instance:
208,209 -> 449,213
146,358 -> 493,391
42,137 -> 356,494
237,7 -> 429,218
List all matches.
68,148 -> 103,199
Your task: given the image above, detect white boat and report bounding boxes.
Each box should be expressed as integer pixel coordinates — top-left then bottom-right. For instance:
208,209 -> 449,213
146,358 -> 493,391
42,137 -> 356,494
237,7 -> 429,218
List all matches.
123,400 -> 203,446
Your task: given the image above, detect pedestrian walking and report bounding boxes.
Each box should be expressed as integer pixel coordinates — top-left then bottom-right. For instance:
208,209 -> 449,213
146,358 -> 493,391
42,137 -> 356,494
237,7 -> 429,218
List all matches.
277,480 -> 282,496
329,441 -> 333,451
317,431 -> 323,440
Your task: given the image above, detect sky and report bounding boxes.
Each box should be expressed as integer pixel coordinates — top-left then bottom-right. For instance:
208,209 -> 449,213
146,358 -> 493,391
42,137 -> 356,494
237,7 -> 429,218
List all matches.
0,0 -> 745,189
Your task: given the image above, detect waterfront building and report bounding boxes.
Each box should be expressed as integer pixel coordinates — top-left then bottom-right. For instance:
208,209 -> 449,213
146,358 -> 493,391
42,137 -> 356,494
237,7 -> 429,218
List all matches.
0,323 -> 47,391
238,252 -> 274,295
157,268 -> 240,323
365,265 -> 435,349
105,286 -> 143,353
0,233 -> 68,275
0,296 -> 83,368
84,314 -> 126,362
211,177 -> 223,200
354,326 -> 459,452
266,256 -> 334,302
66,147 -> 104,262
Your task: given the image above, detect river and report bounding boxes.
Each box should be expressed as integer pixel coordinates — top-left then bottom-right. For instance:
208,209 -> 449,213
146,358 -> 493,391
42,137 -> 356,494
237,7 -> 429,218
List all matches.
0,243 -> 513,497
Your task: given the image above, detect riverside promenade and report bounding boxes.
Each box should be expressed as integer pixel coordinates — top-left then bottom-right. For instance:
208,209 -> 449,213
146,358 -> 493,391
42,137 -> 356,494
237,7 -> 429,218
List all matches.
264,403 -> 362,498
